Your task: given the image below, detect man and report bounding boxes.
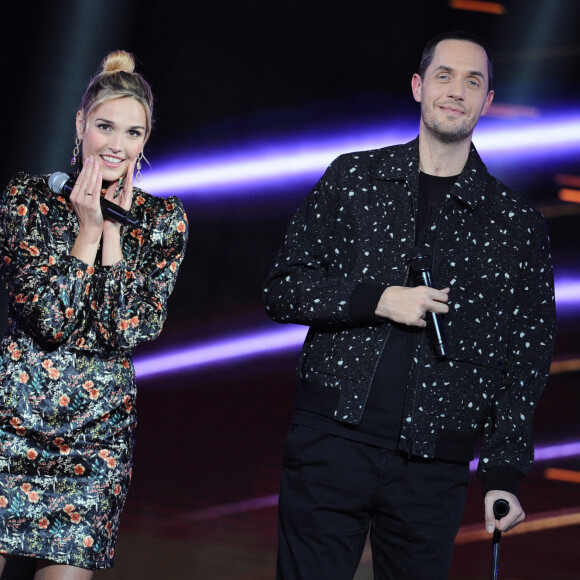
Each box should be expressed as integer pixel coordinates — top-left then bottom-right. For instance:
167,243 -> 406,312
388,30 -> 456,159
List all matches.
263,32 -> 556,579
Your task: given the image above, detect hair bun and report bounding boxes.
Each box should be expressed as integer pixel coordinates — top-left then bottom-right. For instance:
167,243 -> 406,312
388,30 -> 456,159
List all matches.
101,50 -> 136,75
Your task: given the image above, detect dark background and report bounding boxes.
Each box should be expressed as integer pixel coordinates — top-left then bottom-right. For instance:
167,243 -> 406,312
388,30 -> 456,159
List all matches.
2,1 -> 580,578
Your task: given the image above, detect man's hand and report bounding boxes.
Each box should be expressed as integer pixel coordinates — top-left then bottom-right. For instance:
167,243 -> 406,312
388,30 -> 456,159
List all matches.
375,285 -> 450,326
484,490 -> 525,533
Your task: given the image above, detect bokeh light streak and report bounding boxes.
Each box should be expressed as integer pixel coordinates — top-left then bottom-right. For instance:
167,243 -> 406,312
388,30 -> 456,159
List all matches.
135,278 -> 579,379
134,325 -> 308,378
143,114 -> 580,197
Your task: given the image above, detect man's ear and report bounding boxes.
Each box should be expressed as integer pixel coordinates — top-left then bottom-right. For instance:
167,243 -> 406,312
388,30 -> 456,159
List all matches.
480,90 -> 495,117
411,73 -> 423,103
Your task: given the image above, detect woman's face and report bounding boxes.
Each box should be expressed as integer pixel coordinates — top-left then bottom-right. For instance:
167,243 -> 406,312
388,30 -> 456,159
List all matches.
76,97 -> 148,183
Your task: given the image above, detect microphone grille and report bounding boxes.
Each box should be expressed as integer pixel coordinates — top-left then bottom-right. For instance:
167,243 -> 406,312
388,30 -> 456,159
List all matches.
48,172 -> 69,194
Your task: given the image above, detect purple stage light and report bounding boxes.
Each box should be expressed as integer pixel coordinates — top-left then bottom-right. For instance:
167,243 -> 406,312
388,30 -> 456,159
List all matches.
134,277 -> 579,380
133,325 -> 308,378
141,114 -> 580,197
143,127 -> 415,195
554,279 -> 580,304
469,440 -> 580,472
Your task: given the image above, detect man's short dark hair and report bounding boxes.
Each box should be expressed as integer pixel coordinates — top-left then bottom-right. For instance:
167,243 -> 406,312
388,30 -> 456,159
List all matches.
418,31 -> 494,91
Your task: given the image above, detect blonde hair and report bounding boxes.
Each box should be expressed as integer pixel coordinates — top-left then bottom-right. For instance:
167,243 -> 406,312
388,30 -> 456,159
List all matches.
78,50 -> 154,137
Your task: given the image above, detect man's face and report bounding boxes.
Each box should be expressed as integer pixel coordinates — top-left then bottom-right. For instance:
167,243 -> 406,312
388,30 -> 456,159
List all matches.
411,39 -> 494,144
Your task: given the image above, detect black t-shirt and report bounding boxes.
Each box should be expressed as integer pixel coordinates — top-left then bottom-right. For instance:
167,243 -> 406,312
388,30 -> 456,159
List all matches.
295,171 -> 458,448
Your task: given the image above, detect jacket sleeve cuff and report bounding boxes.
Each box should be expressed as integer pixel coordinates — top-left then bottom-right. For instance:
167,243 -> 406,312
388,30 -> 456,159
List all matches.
348,282 -> 387,325
480,466 -> 523,497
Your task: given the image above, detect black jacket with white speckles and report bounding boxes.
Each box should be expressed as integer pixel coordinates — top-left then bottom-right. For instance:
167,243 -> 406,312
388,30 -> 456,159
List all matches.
264,137 -> 556,493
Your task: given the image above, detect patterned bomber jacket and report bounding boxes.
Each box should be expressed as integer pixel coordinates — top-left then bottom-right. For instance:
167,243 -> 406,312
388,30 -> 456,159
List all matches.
264,137 -> 556,491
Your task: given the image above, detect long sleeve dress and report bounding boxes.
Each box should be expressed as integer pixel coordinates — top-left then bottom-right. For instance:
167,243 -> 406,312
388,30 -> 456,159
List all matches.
0,173 -> 188,569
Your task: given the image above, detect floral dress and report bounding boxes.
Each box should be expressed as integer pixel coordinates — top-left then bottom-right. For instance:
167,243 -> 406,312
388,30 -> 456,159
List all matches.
0,173 -> 188,569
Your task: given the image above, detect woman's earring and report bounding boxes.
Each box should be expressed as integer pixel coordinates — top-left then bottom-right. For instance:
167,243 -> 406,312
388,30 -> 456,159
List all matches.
71,137 -> 80,167
136,151 -> 143,182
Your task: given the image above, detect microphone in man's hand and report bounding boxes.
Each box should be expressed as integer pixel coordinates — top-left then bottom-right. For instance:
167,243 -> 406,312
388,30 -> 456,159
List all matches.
48,172 -> 140,228
406,248 -> 449,358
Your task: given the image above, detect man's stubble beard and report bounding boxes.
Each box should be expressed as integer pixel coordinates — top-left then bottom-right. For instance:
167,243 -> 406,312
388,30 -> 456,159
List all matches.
421,108 -> 479,144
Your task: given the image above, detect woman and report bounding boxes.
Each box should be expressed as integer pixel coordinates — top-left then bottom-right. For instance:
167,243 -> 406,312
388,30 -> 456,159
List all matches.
0,51 -> 188,578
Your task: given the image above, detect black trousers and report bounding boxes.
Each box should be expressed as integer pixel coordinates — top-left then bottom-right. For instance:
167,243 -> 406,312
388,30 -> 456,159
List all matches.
277,425 -> 470,580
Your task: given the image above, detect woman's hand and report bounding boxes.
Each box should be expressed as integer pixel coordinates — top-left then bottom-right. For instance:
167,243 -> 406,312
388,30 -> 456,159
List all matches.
101,159 -> 136,266
70,156 -> 104,266
102,159 -> 135,235
70,156 -> 104,242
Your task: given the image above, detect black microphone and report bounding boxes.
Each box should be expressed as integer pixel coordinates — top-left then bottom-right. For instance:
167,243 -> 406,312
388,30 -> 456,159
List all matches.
406,248 -> 449,358
48,172 -> 140,228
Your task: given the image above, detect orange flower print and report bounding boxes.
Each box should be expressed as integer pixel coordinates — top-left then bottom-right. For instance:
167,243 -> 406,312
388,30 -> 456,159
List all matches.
48,367 -> 60,380
83,380 -> 94,391
59,444 -> 71,455
42,359 -> 53,370
74,464 -> 85,476
106,457 -> 117,469
165,201 -> 175,211
105,521 -> 114,536
10,349 -> 21,361
17,204 -> 27,216
40,203 -> 49,215
59,395 -> 70,407
130,316 -> 139,328
20,483 -> 32,493
27,491 -> 40,503
113,484 -> 122,496
87,266 -> 94,275
157,259 -> 166,268
91,300 -> 98,311
121,359 -> 130,369
119,319 -> 130,331
123,397 -> 133,413
98,450 -> 110,459
38,517 -> 49,529
83,536 -> 94,547
48,255 -> 56,266
15,426 -> 27,436
63,504 -> 75,514
65,307 -> 74,318
26,449 -> 38,460
76,337 -> 86,348
3,256 -> 11,265
70,512 -> 82,524
136,195 -> 145,205
32,294 -> 39,302
176,221 -> 186,233
0,496 -> 8,508
89,389 -> 100,400
53,437 -> 65,447
28,246 -> 40,257
54,331 -> 64,341
15,294 -> 27,303
41,265 -> 49,273
11,417 -> 22,427
9,186 -> 18,196
7,342 -> 17,352
100,412 -> 110,422
170,261 -> 177,273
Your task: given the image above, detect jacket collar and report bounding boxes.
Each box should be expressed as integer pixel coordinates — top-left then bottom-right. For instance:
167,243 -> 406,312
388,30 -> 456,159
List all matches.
376,136 -> 490,209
